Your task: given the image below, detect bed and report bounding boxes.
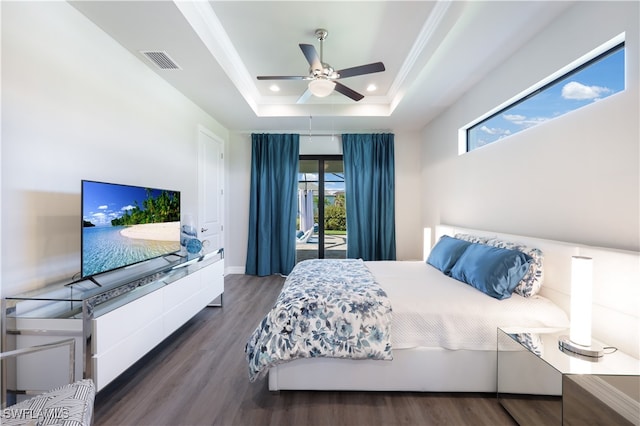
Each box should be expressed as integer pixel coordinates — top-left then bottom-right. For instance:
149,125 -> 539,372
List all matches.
245,226 -> 574,392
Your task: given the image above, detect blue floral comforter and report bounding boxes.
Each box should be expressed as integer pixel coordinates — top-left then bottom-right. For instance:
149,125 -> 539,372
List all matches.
245,259 -> 393,382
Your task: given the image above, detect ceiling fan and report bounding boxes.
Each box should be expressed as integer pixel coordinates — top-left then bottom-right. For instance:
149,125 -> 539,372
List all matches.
257,28 -> 385,102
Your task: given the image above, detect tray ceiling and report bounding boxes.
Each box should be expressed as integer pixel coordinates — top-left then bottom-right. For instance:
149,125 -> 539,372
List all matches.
70,1 -> 572,132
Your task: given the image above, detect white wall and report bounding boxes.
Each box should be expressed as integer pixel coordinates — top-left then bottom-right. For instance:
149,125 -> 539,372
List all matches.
1,2 -> 228,297
421,2 -> 639,357
225,130 -> 423,273
226,132 -> 252,274
393,130 -> 423,260
422,1 -> 639,252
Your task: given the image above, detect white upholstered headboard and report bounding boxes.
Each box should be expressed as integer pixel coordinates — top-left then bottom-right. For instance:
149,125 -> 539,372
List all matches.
435,225 -> 640,360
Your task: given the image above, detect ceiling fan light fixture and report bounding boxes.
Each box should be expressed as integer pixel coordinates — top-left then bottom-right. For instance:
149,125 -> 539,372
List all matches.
256,28 -> 385,102
308,79 -> 336,97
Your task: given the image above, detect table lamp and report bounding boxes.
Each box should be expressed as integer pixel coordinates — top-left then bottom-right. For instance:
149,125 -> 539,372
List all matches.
559,256 -> 604,359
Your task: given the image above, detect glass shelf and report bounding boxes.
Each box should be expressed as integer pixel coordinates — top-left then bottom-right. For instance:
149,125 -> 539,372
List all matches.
4,249 -> 223,320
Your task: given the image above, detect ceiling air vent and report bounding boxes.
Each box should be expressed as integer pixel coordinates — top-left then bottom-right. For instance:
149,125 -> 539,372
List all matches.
140,51 -> 181,70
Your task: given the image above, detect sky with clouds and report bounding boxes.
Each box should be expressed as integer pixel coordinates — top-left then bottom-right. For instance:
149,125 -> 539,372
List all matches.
298,172 -> 345,194
469,46 -> 625,150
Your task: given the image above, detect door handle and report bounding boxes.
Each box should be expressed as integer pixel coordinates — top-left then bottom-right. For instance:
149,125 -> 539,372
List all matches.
201,227 -> 208,233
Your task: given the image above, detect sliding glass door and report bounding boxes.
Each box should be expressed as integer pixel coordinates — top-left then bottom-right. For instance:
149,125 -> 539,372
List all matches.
296,155 -> 346,262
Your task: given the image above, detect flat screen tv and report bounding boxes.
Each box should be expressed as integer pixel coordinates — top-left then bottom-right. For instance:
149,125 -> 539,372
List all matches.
81,180 -> 181,278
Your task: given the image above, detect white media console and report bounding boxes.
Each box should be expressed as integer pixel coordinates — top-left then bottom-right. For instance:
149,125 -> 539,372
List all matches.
1,249 -> 224,399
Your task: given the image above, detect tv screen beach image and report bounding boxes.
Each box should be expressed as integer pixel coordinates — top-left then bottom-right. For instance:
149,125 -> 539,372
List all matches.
82,181 -> 181,278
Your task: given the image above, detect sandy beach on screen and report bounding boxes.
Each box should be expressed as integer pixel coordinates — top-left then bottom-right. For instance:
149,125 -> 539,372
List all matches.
120,222 -> 180,241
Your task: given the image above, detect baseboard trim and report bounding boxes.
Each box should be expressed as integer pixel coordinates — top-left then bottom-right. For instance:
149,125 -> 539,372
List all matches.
224,266 -> 246,275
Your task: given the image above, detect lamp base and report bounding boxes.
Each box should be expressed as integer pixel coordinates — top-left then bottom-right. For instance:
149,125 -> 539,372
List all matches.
558,335 -> 604,360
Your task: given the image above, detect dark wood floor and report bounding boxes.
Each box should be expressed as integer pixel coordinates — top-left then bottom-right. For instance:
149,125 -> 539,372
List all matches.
93,274 -> 517,426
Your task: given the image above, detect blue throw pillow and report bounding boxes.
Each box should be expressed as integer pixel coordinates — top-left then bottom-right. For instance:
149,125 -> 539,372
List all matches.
449,243 -> 533,300
426,235 -> 473,275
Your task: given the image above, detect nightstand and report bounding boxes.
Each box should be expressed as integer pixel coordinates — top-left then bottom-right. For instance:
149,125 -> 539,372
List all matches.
497,328 -> 640,425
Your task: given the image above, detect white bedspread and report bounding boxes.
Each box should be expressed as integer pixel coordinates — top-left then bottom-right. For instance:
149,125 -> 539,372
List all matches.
365,261 -> 569,351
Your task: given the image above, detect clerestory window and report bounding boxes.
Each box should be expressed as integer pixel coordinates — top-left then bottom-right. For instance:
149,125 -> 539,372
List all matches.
463,35 -> 625,153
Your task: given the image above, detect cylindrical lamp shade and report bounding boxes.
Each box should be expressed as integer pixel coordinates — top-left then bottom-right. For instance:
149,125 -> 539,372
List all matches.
569,256 -> 593,347
308,79 -> 336,97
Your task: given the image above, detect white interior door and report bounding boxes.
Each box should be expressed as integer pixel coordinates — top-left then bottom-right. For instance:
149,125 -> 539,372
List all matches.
198,126 -> 224,252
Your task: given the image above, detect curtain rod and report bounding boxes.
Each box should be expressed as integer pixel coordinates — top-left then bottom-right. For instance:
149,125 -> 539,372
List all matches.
239,131 -> 338,136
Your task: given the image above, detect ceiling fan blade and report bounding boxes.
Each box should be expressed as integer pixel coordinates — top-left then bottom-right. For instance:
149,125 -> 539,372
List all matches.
257,75 -> 307,80
337,62 -> 385,79
299,43 -> 322,70
296,88 -> 313,104
334,82 -> 364,102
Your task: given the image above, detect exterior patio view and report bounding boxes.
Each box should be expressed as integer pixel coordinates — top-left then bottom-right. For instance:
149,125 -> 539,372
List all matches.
297,157 -> 346,262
